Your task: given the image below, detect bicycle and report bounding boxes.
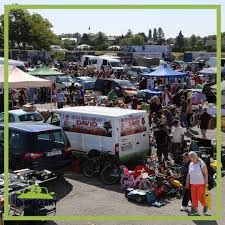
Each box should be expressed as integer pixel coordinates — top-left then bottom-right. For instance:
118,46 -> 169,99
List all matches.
83,151 -> 122,185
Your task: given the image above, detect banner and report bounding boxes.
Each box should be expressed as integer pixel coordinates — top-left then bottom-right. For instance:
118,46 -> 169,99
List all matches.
61,114 -> 112,137
120,115 -> 146,136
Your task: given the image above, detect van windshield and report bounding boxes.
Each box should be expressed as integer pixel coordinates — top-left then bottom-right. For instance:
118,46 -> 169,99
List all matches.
110,61 -> 123,68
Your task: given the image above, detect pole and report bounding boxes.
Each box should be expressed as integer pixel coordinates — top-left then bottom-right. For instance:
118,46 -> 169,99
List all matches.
50,85 -> 52,110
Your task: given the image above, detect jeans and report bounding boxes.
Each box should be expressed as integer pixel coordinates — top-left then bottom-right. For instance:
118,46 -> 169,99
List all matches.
180,112 -> 188,128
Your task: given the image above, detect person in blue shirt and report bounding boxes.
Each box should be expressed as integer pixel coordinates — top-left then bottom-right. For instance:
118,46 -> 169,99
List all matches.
56,89 -> 65,109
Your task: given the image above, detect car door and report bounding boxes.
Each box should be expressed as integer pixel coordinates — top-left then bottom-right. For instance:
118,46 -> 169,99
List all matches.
45,112 -> 60,127
9,130 -> 26,169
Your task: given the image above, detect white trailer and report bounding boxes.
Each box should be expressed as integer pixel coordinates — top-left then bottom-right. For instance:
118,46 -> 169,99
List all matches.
49,106 -> 150,161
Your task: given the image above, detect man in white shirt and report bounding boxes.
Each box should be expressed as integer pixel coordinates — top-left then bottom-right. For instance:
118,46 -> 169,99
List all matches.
171,119 -> 185,163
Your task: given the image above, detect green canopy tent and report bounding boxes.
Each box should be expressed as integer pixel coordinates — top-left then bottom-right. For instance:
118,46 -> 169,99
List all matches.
28,65 -> 65,76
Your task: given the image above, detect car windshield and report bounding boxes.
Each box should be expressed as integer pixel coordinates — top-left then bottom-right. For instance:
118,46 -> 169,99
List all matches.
110,61 -> 123,67
116,80 -> 136,88
61,77 -> 73,83
19,113 -> 43,122
31,130 -> 69,151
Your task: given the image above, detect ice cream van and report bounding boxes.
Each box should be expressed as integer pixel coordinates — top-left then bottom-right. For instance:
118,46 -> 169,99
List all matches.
45,106 -> 150,161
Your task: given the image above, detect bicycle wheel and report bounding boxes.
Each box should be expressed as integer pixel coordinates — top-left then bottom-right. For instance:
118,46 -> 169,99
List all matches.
83,158 -> 97,178
120,175 -> 132,189
139,179 -> 155,190
101,164 -> 120,185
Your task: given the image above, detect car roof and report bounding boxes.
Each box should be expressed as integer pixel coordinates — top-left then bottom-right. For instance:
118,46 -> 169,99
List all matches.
8,109 -> 41,116
77,76 -> 94,80
0,123 -> 61,132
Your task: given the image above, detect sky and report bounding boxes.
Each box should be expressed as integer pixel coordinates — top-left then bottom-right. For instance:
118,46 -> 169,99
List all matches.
0,0 -> 224,38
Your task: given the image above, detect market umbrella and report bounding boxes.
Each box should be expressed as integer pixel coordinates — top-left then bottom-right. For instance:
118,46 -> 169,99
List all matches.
28,65 -> 65,76
0,65 -> 52,88
145,64 -> 187,78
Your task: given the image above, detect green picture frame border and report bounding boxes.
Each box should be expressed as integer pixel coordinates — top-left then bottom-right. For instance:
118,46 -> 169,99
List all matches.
3,4 -> 222,221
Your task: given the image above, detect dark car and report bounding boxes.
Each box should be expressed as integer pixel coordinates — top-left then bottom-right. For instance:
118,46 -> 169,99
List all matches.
0,123 -> 73,172
94,79 -> 137,97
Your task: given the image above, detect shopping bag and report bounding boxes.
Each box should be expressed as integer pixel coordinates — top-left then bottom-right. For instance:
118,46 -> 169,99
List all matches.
204,189 -> 212,210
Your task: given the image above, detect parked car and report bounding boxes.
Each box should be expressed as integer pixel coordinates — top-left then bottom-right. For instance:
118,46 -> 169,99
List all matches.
127,66 -> 151,81
0,109 -> 44,123
94,79 -> 137,97
83,81 -> 96,91
75,76 -> 96,86
0,123 -> 73,172
55,75 -> 81,89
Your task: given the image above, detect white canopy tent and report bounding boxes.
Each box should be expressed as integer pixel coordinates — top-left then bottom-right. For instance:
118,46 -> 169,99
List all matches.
0,65 -> 52,89
199,67 -> 217,75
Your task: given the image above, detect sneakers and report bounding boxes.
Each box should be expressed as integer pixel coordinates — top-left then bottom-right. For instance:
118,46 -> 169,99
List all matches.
180,206 -> 188,211
189,208 -> 199,216
203,206 -> 208,214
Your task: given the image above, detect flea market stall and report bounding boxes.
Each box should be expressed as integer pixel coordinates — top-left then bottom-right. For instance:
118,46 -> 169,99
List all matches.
0,65 -> 52,113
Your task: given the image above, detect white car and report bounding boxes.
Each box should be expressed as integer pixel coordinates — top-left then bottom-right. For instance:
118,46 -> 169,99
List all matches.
127,66 -> 151,80
0,109 -> 44,123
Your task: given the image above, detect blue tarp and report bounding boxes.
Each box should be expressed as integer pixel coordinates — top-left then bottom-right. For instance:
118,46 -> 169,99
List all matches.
144,64 -> 187,78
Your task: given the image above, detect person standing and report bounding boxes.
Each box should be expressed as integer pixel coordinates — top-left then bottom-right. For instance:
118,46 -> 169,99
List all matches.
18,89 -> 26,106
180,95 -> 188,129
186,151 -> 208,215
198,107 -> 211,139
171,120 -> 185,164
186,98 -> 193,131
56,89 -> 65,109
162,86 -> 172,106
180,152 -> 191,211
154,123 -> 169,163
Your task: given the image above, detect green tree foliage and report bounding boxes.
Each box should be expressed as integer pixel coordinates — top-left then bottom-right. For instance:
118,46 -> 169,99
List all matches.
79,33 -> 91,45
137,32 -> 148,42
120,34 -> 144,46
153,28 -> 158,42
93,32 -> 108,50
62,39 -> 77,50
148,29 -> 152,40
0,9 -> 60,50
174,31 -> 185,52
126,29 -> 132,37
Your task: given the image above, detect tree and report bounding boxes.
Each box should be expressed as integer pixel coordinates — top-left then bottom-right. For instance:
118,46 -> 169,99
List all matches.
93,32 -> 108,50
153,28 -> 158,42
189,34 -> 197,48
148,29 -> 152,40
137,32 -> 148,42
157,27 -> 165,44
1,9 -> 60,50
174,30 -> 185,52
126,29 -> 132,37
62,39 -> 76,50
79,33 -> 91,45
120,34 -> 144,46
